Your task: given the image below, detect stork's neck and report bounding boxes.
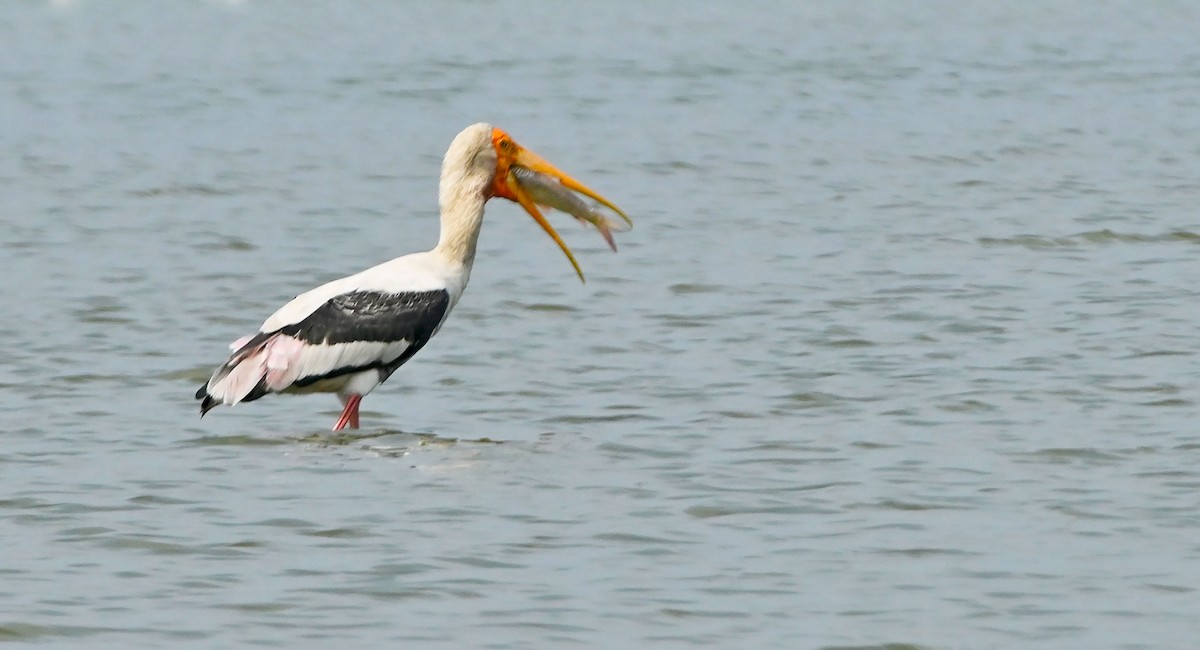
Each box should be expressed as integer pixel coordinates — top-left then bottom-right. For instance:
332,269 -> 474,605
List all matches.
432,171 -> 489,269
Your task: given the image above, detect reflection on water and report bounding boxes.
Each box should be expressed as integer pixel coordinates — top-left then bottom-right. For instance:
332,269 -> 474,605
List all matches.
3,1 -> 1200,648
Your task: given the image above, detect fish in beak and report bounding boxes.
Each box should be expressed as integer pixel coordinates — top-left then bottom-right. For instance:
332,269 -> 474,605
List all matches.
490,128 -> 632,282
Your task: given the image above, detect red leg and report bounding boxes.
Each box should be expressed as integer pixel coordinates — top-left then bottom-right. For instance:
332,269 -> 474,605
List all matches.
333,394 -> 362,431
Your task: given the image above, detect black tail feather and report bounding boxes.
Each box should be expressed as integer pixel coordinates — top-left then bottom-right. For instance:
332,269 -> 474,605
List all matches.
199,392 -> 217,417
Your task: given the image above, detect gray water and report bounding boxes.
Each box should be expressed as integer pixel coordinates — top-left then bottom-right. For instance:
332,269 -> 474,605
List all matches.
3,1 -> 1200,648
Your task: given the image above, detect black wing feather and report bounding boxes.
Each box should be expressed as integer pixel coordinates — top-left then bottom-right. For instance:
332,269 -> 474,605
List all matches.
196,289 -> 451,406
280,289 -> 451,346
283,289 -> 451,386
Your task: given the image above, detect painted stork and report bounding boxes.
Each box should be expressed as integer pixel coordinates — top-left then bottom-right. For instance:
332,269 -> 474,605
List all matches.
196,123 -> 630,430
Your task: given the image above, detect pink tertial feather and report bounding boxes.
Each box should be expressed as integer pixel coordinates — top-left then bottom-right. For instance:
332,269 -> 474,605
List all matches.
210,334 -> 304,405
264,335 -> 305,390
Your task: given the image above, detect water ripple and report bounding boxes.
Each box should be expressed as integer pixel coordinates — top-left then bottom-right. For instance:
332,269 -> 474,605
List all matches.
4,3 -> 1200,649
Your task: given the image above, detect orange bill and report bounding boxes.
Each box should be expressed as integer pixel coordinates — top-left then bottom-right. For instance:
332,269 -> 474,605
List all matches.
490,128 -> 629,283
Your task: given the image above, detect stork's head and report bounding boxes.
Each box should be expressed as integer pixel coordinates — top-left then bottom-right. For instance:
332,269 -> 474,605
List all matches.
442,122 -> 629,283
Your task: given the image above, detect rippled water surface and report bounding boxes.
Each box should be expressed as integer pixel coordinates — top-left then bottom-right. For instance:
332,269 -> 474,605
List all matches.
3,2 -> 1200,648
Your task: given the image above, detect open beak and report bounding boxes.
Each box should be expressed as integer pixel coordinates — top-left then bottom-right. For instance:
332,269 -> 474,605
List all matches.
490,128 -> 629,283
